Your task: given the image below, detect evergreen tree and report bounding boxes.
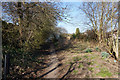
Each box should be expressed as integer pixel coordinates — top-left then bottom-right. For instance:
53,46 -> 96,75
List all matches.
75,28 -> 80,39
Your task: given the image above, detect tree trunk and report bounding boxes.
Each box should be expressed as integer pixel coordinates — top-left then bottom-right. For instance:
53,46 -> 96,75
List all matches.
18,2 -> 23,47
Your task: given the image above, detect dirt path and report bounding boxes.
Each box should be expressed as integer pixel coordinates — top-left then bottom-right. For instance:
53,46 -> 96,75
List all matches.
10,41 -> 118,79
43,44 -> 60,78
22,41 -> 118,79
40,42 -> 118,78
43,54 -> 59,78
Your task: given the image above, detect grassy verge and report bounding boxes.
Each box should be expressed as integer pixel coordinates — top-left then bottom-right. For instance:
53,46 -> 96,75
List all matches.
96,67 -> 112,77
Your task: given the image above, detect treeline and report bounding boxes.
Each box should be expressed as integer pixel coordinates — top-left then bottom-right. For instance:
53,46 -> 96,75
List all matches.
71,28 -> 98,42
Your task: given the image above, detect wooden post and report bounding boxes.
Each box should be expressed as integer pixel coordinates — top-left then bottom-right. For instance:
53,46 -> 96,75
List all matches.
6,54 -> 10,75
4,55 -> 7,80
4,54 -> 10,80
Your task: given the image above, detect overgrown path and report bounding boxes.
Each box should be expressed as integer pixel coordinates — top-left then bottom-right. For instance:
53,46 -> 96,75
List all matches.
37,41 -> 118,79
16,41 -> 118,79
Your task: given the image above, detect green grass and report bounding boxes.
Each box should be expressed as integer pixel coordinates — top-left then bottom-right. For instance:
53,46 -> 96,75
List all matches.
96,68 -> 112,77
119,73 -> 120,75
96,65 -> 100,68
88,67 -> 94,72
83,55 -> 89,59
73,70 -> 78,74
90,56 -> 96,59
73,56 -> 82,62
78,63 -> 83,68
87,62 -> 94,65
90,52 -> 94,54
115,72 -> 120,75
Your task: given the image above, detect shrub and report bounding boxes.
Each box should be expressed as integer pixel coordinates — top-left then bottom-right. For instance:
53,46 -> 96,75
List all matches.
85,48 -> 92,53
85,29 -> 98,42
71,33 -> 76,39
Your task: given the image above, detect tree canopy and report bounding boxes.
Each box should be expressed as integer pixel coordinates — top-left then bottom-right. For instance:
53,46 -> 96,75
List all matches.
2,2 -> 67,51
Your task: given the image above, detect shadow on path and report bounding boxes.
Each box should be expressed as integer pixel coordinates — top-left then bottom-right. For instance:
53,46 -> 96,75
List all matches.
60,62 -> 77,80
35,63 -> 62,79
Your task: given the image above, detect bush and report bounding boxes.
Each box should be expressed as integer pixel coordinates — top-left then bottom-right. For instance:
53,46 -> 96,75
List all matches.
71,33 -> 76,39
84,29 -> 98,42
85,48 -> 92,53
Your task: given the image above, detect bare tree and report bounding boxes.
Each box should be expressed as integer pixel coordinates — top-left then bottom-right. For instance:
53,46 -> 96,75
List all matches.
79,2 -> 118,59
79,2 -> 118,42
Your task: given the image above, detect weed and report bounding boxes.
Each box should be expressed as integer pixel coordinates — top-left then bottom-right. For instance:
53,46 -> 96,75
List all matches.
119,73 -> 120,75
115,72 -> 120,75
73,56 -> 82,62
65,62 -> 70,65
69,62 -> 73,65
90,56 -> 96,59
101,52 -> 109,58
88,67 -> 94,72
78,63 -> 83,68
90,52 -> 94,54
95,47 -> 101,52
83,55 -> 88,59
96,68 -> 112,77
73,70 -> 78,74
85,48 -> 92,53
96,65 -> 100,68
87,62 -> 94,65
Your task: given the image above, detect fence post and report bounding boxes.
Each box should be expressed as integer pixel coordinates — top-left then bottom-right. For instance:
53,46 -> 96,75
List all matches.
4,55 -> 6,80
4,54 -> 10,80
